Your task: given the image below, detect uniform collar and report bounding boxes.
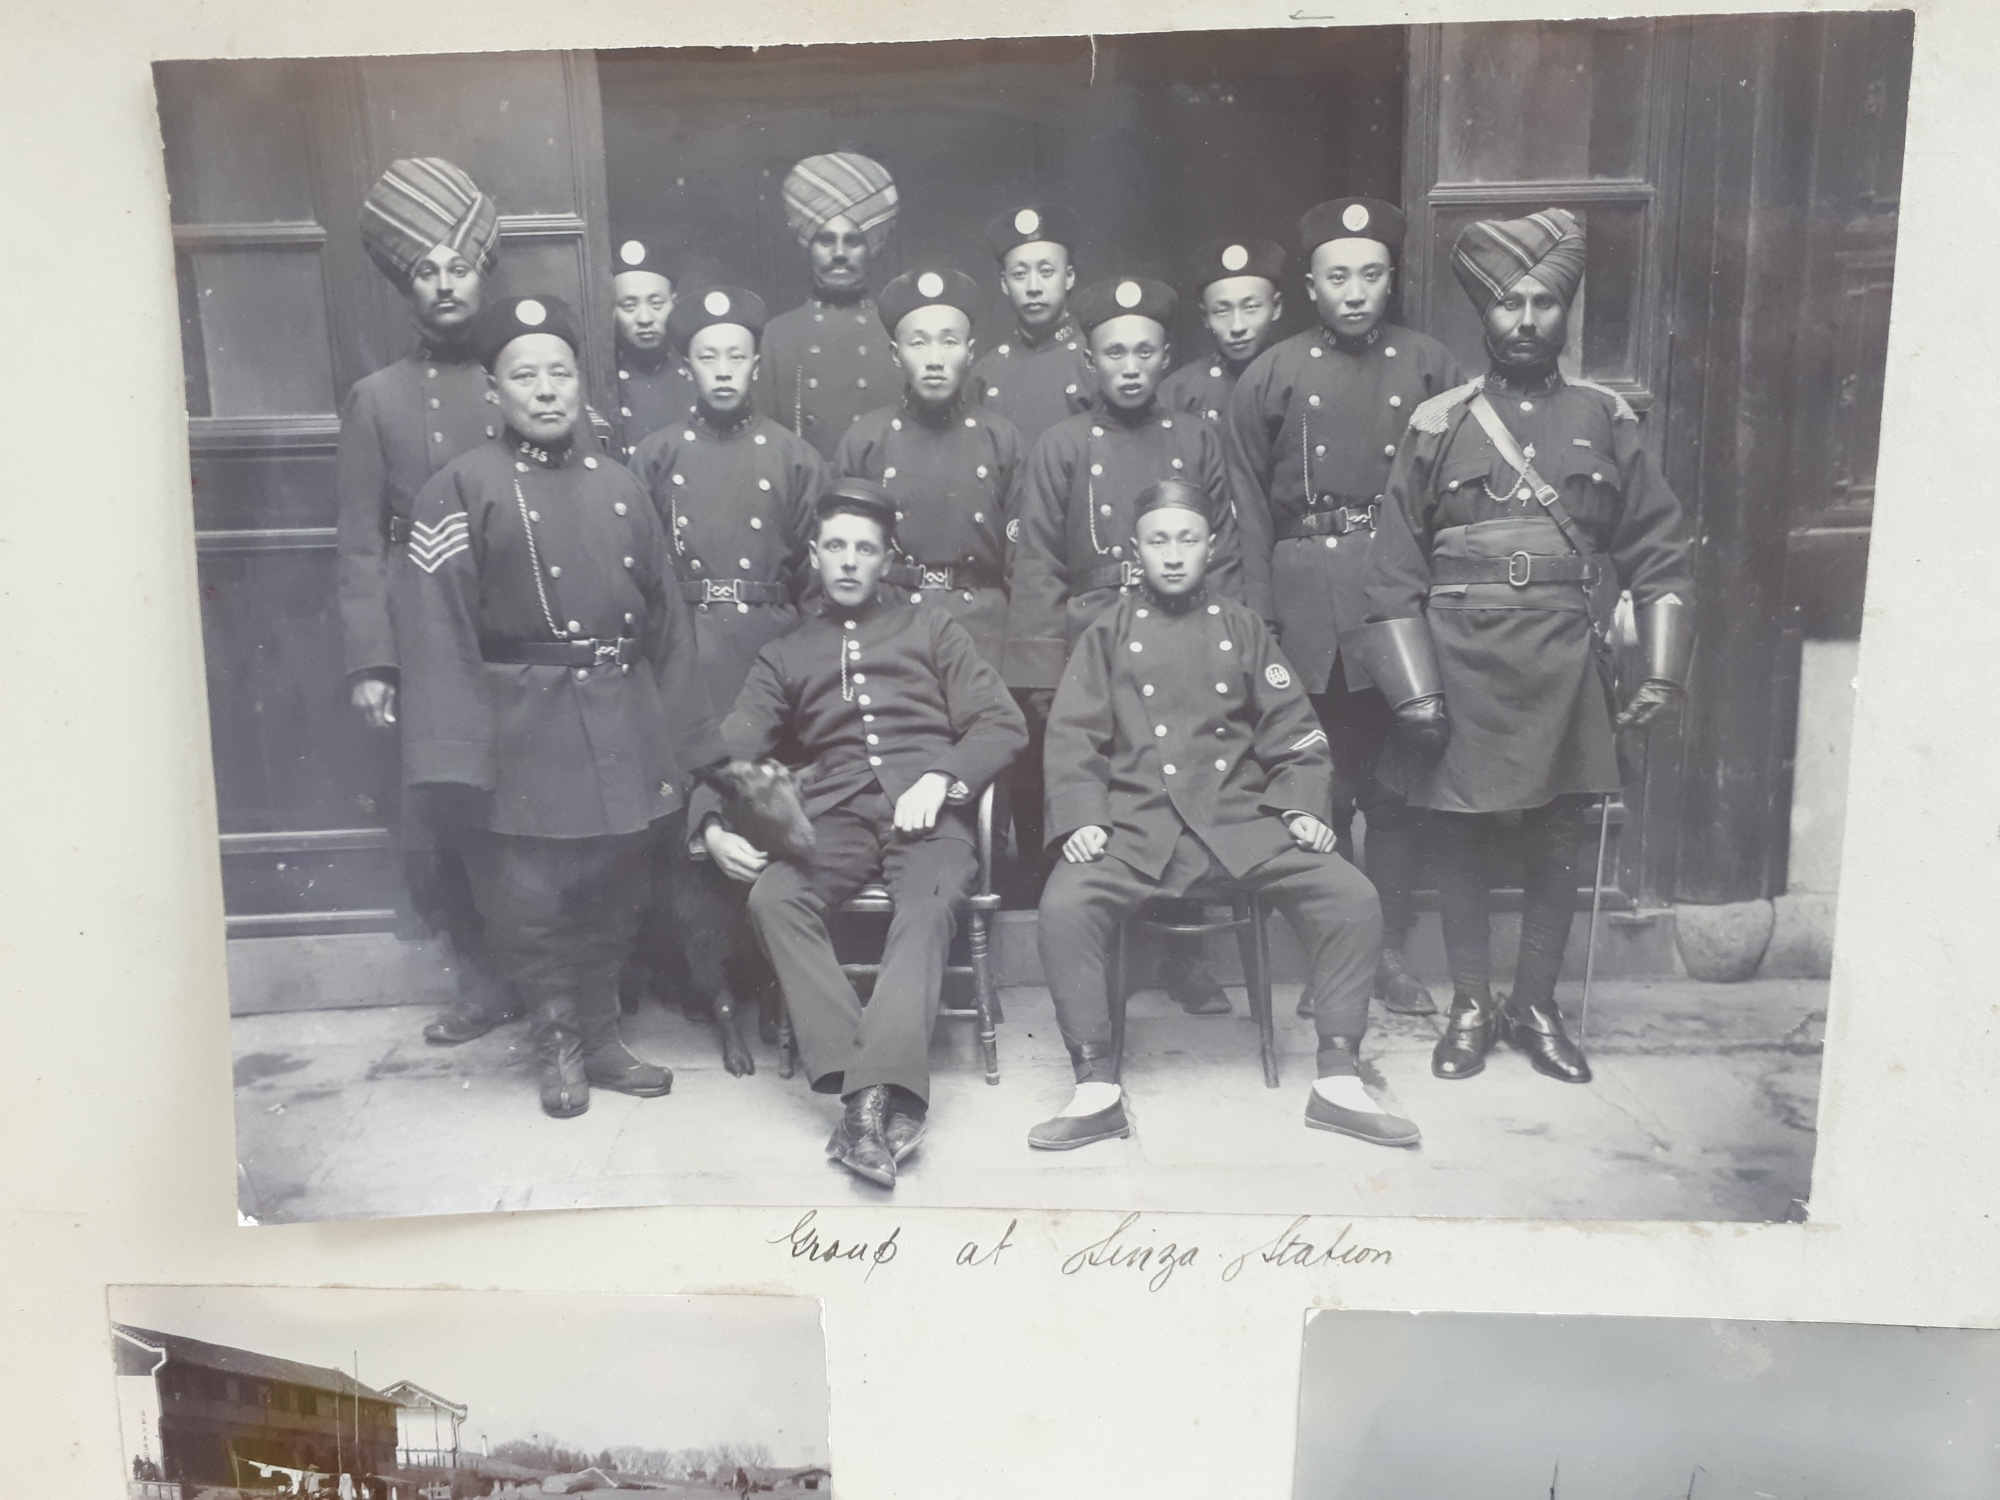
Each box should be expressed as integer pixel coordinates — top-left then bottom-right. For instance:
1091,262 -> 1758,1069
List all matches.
619,342 -> 674,375
507,429 -> 578,468
693,403 -> 756,438
1484,362 -> 1565,395
1140,582 -> 1210,616
1015,314 -> 1079,352
811,288 -> 874,311
1319,323 -> 1385,357
1095,396 -> 1160,430
817,588 -> 887,621
418,331 -> 481,366
902,389 -> 968,429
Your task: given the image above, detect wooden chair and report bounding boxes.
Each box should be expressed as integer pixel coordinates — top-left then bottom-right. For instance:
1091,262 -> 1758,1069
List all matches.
778,783 -> 1004,1084
1106,883 -> 1280,1088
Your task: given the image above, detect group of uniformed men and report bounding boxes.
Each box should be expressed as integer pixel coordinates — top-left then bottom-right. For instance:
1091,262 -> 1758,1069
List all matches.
335,150 -> 1694,1189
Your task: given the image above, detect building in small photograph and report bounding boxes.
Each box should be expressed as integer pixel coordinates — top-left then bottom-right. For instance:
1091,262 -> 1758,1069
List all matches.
380,1380 -> 468,1470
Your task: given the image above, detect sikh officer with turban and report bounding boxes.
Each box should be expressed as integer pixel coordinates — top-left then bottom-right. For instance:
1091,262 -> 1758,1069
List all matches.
394,295 -> 725,1118
1008,275 -> 1257,1014
1158,236 -> 1289,424
1226,198 -> 1466,1020
835,267 -> 1021,671
1029,479 -> 1417,1152
970,204 -> 1094,452
337,157 -> 520,1047
754,152 -> 903,459
1354,207 -> 1694,1088
609,236 -> 698,461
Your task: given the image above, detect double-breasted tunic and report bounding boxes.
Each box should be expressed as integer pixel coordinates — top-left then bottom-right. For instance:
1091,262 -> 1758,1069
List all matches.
394,435 -> 725,839
613,351 -> 698,463
968,316 -> 1094,452
1043,590 -> 1332,877
336,346 -> 503,679
1363,370 -> 1694,814
629,411 -> 828,717
1227,324 -> 1464,695
1158,355 -> 1243,426
754,297 -> 901,460
1005,403 -> 1255,690
834,399 -> 1022,669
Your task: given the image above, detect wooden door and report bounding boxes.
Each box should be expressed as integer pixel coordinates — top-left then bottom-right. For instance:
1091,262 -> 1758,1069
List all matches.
157,52 -> 614,936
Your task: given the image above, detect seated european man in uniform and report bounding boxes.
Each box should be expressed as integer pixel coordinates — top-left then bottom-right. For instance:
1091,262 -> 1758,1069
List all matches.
1029,479 -> 1421,1152
694,480 -> 1027,1189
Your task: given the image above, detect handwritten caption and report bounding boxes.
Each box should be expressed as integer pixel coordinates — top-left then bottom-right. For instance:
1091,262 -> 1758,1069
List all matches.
766,1210 -> 1391,1290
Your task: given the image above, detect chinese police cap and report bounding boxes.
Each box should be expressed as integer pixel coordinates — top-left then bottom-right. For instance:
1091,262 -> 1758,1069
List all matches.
665,286 -> 769,355
1298,197 -> 1408,258
815,477 -> 899,539
1071,276 -> 1179,335
1133,477 -> 1218,526
612,235 -> 674,283
1187,237 -> 1287,297
877,268 -> 982,339
472,295 -> 584,369
986,203 -> 1082,260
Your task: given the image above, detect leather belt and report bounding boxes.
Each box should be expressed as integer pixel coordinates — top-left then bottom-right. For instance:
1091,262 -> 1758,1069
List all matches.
1430,553 -> 1600,588
481,636 -> 643,667
389,514 -> 413,545
1085,560 -> 1146,592
679,577 -> 790,606
885,561 -> 998,593
1282,504 -> 1379,541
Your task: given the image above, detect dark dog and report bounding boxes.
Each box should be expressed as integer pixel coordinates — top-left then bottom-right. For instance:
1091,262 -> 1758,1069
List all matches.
654,759 -> 815,1077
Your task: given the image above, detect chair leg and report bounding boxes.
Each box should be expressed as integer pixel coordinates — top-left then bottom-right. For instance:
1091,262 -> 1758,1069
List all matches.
1243,895 -> 1279,1088
1108,920 -> 1128,1086
969,908 -> 1000,1085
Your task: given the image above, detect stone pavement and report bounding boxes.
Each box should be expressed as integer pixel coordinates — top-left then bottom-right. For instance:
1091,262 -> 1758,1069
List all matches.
231,976 -> 1823,1225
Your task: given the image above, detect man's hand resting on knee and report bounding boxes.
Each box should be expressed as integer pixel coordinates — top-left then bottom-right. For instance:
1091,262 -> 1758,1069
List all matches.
703,823 -> 771,883
893,771 -> 953,833
1061,825 -> 1110,864
1286,813 -> 1340,854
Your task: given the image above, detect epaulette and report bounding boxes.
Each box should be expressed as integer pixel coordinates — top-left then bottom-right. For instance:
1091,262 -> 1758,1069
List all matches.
1408,376 -> 1484,435
1569,378 -> 1639,423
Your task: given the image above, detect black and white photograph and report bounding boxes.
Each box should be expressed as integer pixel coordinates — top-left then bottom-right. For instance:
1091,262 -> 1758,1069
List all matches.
1291,1310 -> 2000,1499
172,14 -> 1910,1223
107,1285 -> 830,1497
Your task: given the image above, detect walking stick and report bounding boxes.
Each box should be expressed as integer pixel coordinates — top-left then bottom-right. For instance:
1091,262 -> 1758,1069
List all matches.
1579,792 -> 1614,1044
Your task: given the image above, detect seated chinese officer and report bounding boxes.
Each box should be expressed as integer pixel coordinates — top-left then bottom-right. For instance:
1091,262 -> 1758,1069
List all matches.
1029,478 -> 1421,1152
694,480 -> 1027,1189
395,295 -> 726,1119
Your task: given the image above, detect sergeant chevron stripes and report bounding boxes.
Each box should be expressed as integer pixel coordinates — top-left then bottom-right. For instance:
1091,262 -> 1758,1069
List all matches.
408,512 -> 471,573
1289,729 -> 1330,751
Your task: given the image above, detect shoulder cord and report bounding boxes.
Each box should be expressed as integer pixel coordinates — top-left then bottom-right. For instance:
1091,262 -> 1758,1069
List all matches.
511,476 -> 564,639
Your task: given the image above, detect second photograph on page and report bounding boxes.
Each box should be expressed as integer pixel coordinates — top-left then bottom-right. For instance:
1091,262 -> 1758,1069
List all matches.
169,13 -> 1909,1223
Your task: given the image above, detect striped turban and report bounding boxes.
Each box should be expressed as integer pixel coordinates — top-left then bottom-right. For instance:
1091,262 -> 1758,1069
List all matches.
782,153 -> 899,250
359,158 -> 501,286
1451,207 -> 1588,312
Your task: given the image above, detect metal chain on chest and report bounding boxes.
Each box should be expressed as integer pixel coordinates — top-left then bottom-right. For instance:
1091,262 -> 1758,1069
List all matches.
1083,427 -> 1110,557
512,475 -> 564,639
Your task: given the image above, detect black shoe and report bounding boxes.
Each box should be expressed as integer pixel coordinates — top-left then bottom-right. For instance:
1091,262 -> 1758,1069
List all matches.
1304,1088 -> 1422,1147
1164,960 -> 1232,1016
537,1026 -> 589,1119
883,1090 -> 929,1164
1374,947 -> 1437,1015
1027,1095 -> 1131,1151
424,998 -> 523,1046
1503,1000 -> 1593,1083
835,1086 -> 896,1188
1431,987 -> 1501,1080
581,1032 -> 674,1097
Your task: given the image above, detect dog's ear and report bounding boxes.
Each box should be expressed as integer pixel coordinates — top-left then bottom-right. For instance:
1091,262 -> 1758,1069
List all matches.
693,758 -> 739,792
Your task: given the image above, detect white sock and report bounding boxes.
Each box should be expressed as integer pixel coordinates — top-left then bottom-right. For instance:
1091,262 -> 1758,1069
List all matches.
1312,1074 -> 1379,1113
1057,1081 -> 1123,1118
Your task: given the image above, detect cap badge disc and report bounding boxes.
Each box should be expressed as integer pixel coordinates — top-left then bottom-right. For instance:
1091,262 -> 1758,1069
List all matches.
917,271 -> 945,299
515,299 -> 547,327
1342,203 -> 1371,233
1221,243 -> 1249,272
1014,208 -> 1041,236
1115,280 -> 1143,309
618,239 -> 647,267
703,290 -> 732,317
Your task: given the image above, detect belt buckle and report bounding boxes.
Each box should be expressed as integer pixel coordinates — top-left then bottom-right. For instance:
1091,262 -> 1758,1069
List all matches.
702,578 -> 743,606
592,639 -> 624,666
1507,551 -> 1534,588
920,566 -> 953,590
1120,560 -> 1144,588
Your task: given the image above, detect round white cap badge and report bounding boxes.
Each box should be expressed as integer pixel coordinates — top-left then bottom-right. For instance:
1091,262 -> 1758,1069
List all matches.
917,271 -> 945,299
618,239 -> 647,267
1341,203 -> 1372,234
515,299 -> 547,327
1221,243 -> 1249,272
1014,208 -> 1041,236
703,290 -> 732,317
1115,280 -> 1144,309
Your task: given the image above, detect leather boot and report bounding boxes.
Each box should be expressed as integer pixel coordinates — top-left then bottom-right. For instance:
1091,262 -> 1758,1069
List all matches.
834,1085 -> 896,1188
1503,997 -> 1593,1083
580,1020 -> 674,1097
883,1086 -> 929,1164
1431,985 -> 1501,1080
1374,946 -> 1437,1015
534,1010 -> 590,1119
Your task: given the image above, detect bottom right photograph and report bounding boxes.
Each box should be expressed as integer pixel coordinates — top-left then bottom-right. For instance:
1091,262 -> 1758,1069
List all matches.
1292,1310 -> 1999,1499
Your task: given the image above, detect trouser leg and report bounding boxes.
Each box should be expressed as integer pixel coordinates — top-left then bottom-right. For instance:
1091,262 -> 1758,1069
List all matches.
1037,854 -> 1158,1083
1248,846 -> 1383,1063
1432,811 -> 1496,993
745,799 -> 882,1094
1508,797 -> 1590,1006
1308,690 -> 1359,860
841,824 -> 979,1103
1006,689 -> 1049,901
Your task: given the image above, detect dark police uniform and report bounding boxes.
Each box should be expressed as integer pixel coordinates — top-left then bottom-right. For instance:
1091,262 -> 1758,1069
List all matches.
970,316 -> 1093,453
1158,357 -> 1242,426
1157,237 -> 1289,425
630,412 -> 827,715
614,352 -> 698,463
754,298 -> 900,460
1037,586 -> 1382,1078
708,596 -> 1027,1104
